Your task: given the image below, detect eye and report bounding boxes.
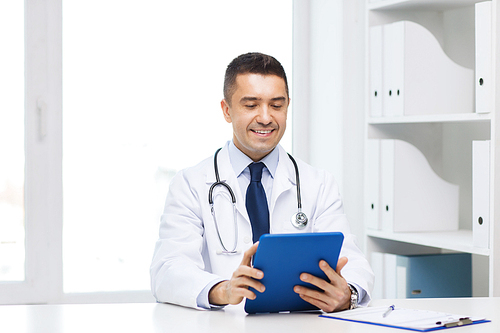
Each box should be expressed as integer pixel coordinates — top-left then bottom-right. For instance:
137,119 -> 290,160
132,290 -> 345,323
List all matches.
245,104 -> 257,109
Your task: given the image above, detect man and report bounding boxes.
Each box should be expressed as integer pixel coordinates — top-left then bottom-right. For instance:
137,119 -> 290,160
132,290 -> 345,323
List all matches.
150,52 -> 374,312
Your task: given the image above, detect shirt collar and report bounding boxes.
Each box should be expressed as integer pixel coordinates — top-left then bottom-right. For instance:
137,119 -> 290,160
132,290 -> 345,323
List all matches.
228,140 -> 279,179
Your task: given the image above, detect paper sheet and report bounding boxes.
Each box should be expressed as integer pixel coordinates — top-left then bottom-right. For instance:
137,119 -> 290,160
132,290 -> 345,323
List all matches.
321,306 -> 487,331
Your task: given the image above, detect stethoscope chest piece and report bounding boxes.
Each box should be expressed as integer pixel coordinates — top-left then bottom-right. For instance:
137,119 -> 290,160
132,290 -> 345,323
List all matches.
291,211 -> 308,229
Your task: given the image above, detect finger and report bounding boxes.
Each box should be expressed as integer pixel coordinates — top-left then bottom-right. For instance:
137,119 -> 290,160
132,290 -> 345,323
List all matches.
224,284 -> 253,304
234,276 -> 266,294
228,282 -> 260,301
293,284 -> 330,307
298,264 -> 347,299
233,264 -> 264,281
318,260 -> 337,284
226,276 -> 265,303
293,284 -> 322,299
316,257 -> 348,287
336,257 -> 348,273
294,283 -> 347,313
297,293 -> 334,313
298,271 -> 335,297
235,288 -> 257,301
240,242 -> 259,266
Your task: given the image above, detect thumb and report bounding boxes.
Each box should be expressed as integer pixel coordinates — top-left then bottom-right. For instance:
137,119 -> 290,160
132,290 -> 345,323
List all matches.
336,257 -> 348,275
241,241 -> 259,266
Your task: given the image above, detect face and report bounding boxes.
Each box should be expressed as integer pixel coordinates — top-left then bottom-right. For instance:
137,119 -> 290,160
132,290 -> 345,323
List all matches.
221,73 -> 289,162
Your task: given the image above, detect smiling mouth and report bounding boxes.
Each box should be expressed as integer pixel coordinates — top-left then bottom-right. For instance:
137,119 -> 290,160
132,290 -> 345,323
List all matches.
252,129 -> 274,135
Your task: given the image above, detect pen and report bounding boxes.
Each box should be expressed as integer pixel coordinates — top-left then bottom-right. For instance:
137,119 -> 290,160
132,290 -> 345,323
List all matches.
382,305 -> 395,318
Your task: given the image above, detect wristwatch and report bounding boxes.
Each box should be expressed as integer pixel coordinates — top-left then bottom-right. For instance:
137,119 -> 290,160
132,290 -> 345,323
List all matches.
348,284 -> 359,310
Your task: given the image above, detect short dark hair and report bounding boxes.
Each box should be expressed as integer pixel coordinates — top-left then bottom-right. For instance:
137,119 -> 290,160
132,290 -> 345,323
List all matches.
223,52 -> 289,105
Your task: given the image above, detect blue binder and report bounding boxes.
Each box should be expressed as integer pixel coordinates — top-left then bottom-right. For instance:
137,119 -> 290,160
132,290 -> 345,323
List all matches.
398,253 -> 472,298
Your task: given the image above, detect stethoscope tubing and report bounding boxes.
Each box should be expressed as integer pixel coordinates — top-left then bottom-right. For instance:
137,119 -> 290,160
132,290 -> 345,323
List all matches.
287,151 -> 302,211
209,148 -> 238,254
208,147 -> 307,254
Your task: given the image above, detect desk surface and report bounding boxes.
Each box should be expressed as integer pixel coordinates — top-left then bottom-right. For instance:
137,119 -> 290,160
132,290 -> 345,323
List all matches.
0,298 -> 497,333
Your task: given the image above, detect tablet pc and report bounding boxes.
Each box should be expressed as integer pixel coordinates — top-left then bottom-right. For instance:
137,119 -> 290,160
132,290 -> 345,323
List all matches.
244,232 -> 344,314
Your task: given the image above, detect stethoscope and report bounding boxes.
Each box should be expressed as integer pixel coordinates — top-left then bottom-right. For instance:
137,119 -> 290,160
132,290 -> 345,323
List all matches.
208,148 -> 308,254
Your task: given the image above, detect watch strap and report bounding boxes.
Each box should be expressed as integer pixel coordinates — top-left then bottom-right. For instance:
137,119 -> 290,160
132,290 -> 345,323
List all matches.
348,284 -> 359,310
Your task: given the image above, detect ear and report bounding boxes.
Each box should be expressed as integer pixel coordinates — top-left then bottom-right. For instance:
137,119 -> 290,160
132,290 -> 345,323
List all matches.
221,99 -> 232,123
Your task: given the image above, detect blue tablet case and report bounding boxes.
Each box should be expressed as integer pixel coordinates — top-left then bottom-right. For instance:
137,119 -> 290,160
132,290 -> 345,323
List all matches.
244,232 -> 344,314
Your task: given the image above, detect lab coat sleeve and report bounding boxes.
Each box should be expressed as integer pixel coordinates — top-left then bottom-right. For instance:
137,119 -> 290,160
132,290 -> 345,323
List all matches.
311,170 -> 374,306
150,168 -> 220,309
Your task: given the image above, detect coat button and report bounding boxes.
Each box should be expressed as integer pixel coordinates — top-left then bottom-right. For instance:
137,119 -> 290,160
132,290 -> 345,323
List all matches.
244,236 -> 251,244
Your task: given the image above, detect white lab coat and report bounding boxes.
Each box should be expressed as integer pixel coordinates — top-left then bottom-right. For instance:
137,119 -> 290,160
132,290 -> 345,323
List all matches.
150,142 -> 374,309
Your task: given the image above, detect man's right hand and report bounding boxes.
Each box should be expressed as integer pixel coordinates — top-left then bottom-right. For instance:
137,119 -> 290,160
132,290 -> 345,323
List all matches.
208,242 -> 265,306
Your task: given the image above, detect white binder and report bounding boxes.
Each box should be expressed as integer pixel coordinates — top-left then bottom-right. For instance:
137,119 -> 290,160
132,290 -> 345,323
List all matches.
380,139 -> 459,232
382,21 -> 404,116
365,139 -> 381,230
369,25 -> 383,117
380,139 -> 395,231
370,252 -> 384,299
472,140 -> 490,249
384,253 -> 398,299
381,21 -> 473,116
475,1 -> 492,114
373,252 -> 407,299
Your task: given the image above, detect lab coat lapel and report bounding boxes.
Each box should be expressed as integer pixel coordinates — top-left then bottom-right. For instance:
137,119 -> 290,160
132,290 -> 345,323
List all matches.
269,146 -> 295,215
205,143 -> 250,224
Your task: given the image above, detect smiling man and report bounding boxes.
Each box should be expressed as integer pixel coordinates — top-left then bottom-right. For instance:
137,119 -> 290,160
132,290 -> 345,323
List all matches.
150,53 -> 374,312
221,72 -> 288,162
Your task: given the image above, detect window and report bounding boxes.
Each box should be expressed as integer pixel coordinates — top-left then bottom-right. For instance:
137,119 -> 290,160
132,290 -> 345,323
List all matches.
62,1 -> 292,294
0,0 -> 291,304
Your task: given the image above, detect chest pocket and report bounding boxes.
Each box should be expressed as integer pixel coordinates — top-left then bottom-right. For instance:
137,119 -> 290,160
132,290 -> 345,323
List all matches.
270,188 -> 313,234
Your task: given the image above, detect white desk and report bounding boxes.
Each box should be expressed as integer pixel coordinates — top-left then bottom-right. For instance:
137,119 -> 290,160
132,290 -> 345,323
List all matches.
0,298 -> 497,333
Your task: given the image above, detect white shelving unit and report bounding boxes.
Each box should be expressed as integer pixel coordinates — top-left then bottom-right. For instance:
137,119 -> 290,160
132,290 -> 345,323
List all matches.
363,0 -> 499,297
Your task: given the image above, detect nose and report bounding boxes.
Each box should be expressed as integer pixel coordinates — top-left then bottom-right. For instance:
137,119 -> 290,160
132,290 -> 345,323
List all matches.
256,105 -> 272,125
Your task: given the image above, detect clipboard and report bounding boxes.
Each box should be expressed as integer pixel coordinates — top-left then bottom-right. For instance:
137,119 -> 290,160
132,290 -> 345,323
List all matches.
320,306 -> 490,331
244,232 -> 344,314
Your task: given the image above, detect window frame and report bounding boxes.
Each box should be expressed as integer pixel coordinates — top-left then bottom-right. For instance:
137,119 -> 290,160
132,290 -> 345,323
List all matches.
0,0 -> 294,305
0,0 -> 61,304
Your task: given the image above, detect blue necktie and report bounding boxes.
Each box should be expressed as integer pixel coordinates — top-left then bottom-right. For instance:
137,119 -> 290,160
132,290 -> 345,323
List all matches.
246,162 -> 270,243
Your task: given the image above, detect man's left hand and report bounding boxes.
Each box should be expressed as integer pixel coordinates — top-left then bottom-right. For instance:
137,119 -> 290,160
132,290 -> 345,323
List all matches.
293,257 -> 351,313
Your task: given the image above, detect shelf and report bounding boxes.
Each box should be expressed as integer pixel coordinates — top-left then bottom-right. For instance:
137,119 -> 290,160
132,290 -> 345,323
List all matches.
368,0 -> 483,11
368,112 -> 491,124
366,229 -> 490,256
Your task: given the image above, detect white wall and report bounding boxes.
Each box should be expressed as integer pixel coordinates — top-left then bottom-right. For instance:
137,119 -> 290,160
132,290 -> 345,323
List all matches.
293,0 -> 343,185
341,0 -> 366,245
293,0 -> 366,246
